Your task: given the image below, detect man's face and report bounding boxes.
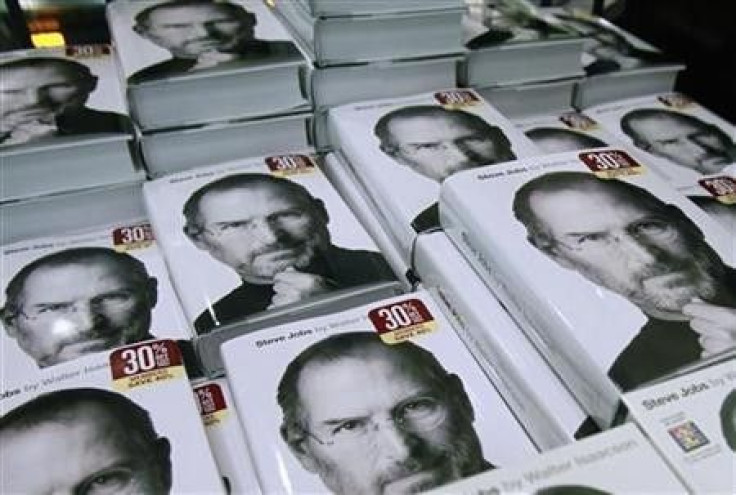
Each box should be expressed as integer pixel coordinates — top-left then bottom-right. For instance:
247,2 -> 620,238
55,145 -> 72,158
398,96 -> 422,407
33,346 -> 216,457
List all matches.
4,260 -> 156,368
628,115 -> 736,175
0,404 -> 170,494
383,114 -> 511,182
137,5 -> 254,58
528,186 -> 721,320
291,350 -> 485,495
190,185 -> 331,283
0,65 -> 94,126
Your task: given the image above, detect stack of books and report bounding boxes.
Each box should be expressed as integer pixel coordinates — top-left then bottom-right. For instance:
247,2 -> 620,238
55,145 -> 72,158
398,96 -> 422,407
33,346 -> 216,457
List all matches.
107,0 -> 312,175
269,0 -> 466,150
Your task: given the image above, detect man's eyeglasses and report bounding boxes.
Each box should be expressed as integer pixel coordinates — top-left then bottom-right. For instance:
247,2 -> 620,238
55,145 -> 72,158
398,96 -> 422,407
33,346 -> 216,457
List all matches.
17,291 -> 137,321
304,395 -> 449,448
553,216 -> 680,253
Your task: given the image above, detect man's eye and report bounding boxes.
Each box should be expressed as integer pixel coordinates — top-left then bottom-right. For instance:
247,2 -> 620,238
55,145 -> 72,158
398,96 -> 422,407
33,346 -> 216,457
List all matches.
83,469 -> 133,495
271,210 -> 303,221
333,419 -> 366,435
633,220 -> 669,235
401,398 -> 439,417
95,292 -> 134,304
577,233 -> 606,244
37,303 -> 70,313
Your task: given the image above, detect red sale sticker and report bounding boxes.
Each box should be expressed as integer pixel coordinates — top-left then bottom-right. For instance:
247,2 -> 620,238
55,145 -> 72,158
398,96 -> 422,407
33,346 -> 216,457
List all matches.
112,223 -> 154,252
194,383 -> 229,426
368,298 -> 436,344
265,154 -> 316,177
66,45 -> 110,58
579,149 -> 644,179
559,111 -> 598,131
110,340 -> 184,392
434,90 -> 480,109
657,93 -> 693,109
699,176 -> 736,204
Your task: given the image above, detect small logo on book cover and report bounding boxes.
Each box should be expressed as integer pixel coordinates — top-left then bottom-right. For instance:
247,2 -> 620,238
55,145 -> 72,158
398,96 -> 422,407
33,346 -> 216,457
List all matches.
579,149 -> 644,179
559,111 -> 598,131
658,93 -> 693,109
434,90 -> 480,108
668,421 -> 710,452
368,298 -> 436,345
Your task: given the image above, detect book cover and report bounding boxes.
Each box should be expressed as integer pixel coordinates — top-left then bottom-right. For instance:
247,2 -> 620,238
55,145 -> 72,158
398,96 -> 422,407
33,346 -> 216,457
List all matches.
329,88 -> 540,258
0,44 -> 131,148
440,148 -> 736,425
0,339 -> 225,494
107,0 -> 303,85
424,424 -> 686,493
688,174 -> 736,234
413,231 -> 590,448
221,290 -> 539,494
587,92 -> 736,192
1,221 -> 192,380
624,357 -> 736,493
143,152 -> 396,335
515,109 -> 629,154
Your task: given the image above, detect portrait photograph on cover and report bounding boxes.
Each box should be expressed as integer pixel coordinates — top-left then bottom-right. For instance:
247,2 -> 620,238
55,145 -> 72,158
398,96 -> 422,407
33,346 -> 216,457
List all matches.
108,0 -> 303,84
0,45 -> 131,147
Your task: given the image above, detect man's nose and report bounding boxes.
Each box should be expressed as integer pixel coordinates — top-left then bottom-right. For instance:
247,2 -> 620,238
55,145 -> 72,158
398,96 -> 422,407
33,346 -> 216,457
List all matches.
249,218 -> 281,244
371,420 -> 415,462
17,88 -> 48,106
187,23 -> 213,37
442,141 -> 473,160
63,302 -> 103,332
615,232 -> 660,266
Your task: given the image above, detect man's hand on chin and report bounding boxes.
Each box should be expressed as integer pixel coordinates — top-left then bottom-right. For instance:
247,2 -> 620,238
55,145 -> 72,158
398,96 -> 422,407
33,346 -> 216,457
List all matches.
268,267 -> 335,308
683,298 -> 736,358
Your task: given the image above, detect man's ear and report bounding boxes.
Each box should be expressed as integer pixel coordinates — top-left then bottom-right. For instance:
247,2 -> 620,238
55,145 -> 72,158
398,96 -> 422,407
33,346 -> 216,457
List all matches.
379,143 -> 399,160
154,437 -> 173,492
183,226 -> 209,252
447,373 -> 475,422
526,235 -> 577,270
312,199 -> 330,226
145,277 -> 159,309
0,307 -> 18,338
280,424 -> 319,473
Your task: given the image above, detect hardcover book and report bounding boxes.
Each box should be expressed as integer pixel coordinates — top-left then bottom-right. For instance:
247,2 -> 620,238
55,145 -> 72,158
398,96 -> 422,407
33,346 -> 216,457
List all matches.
328,88 -> 540,263
107,0 -> 308,130
221,290 -> 539,494
440,148 -> 736,426
295,0 -> 463,17
586,92 -> 736,193
0,44 -> 138,203
143,152 -> 396,335
515,109 -> 630,154
461,0 -> 584,88
193,377 -> 263,495
425,424 -> 686,493
624,356 -> 736,493
0,340 -> 225,494
546,9 -> 684,109
414,231 -> 591,448
270,0 -> 464,66
1,220 -> 192,381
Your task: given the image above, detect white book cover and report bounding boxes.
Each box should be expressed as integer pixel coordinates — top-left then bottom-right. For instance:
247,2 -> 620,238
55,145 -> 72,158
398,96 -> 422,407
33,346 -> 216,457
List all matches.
688,174 -> 736,234
107,0 -> 304,85
414,231 -> 590,449
329,88 -> 540,258
0,339 -> 225,494
1,221 -> 191,381
624,357 -> 736,493
515,110 -> 629,155
440,148 -> 736,425
221,290 -> 538,495
586,92 -> 736,192
143,152 -> 396,335
193,377 -> 263,495
424,423 -> 686,494
0,44 -> 131,148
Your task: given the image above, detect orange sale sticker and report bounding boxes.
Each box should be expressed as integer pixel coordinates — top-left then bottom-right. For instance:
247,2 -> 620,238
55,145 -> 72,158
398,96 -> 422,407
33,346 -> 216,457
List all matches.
194,383 -> 229,426
434,90 -> 480,109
